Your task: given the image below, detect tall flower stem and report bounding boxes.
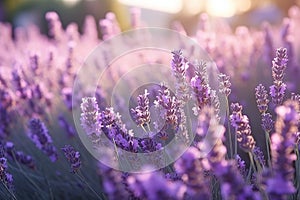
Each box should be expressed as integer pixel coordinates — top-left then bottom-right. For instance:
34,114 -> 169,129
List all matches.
12,151 -> 47,200
265,131 -> 272,167
76,171 -> 105,200
226,98 -> 234,158
1,181 -> 17,200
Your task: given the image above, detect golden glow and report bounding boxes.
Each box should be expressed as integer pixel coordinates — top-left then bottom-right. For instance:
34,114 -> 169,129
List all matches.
236,0 -> 252,13
184,0 -> 205,15
118,0 -> 182,13
206,0 -> 236,17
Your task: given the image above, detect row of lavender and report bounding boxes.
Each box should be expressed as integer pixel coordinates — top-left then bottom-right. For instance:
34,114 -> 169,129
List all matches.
0,6 -> 300,200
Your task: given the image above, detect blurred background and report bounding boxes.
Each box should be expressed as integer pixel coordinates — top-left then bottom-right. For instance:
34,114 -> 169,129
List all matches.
1,0 -> 300,36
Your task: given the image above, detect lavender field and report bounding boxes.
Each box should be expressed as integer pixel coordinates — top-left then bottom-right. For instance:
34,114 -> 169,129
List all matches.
1,3 -> 300,200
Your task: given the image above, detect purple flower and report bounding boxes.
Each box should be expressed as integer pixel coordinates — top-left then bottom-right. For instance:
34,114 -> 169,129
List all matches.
253,146 -> 266,167
58,115 -> 76,138
171,50 -> 190,103
61,145 -> 81,173
255,84 -> 269,114
130,89 -> 150,127
5,141 -> 35,169
80,97 -> 101,136
267,100 -> 298,199
97,164 -> 129,199
127,170 -> 186,200
270,47 -> 288,106
218,73 -> 231,96
235,154 -> 247,177
154,84 -> 180,128
0,145 -> 13,190
28,118 -> 58,162
261,113 -> 274,133
230,103 -> 256,152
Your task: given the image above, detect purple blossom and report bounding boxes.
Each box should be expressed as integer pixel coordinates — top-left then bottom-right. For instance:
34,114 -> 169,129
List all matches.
27,118 -> 58,162
218,73 -> 231,96
127,171 -> 186,200
130,89 -> 150,127
267,100 -> 298,199
235,154 -> 247,177
80,97 -> 101,136
171,50 -> 190,102
255,84 -> 269,114
0,145 -> 13,190
61,145 -> 81,173
270,47 -> 288,106
97,164 -> 129,199
154,84 -> 180,128
261,113 -> 274,133
5,141 -> 35,169
230,103 -> 256,152
58,115 -> 76,138
253,146 -> 266,167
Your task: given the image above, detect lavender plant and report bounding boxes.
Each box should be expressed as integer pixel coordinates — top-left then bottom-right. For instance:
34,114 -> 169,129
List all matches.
1,5 -> 300,200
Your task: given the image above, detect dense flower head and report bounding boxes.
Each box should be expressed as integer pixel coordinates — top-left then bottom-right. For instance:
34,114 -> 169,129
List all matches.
80,97 -> 101,136
27,118 -> 58,162
261,113 -> 274,133
267,100 -> 299,199
127,170 -> 186,200
171,50 -> 190,103
174,147 -> 210,199
0,145 -> 13,190
230,103 -> 256,152
218,73 -> 231,96
130,89 -> 150,127
270,47 -> 288,106
191,74 -> 211,110
99,107 -> 138,152
61,145 -> 81,173
235,154 -> 247,177
255,84 -> 269,114
154,84 -> 180,127
253,146 -> 266,167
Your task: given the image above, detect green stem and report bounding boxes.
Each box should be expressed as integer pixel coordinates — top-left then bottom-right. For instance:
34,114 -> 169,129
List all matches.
226,98 -> 233,158
249,152 -> 257,174
265,131 -> 272,168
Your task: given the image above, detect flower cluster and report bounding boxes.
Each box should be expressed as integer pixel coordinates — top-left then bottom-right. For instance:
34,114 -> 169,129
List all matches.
267,100 -> 299,199
61,145 -> 81,173
230,103 -> 256,152
130,89 -> 150,127
270,48 -> 288,106
27,118 -> 58,162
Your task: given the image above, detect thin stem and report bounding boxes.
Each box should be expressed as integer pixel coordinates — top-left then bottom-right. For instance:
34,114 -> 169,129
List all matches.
249,152 -> 257,174
76,172 -> 105,200
226,98 -> 233,158
11,152 -> 47,200
265,131 -> 272,167
1,181 -> 17,200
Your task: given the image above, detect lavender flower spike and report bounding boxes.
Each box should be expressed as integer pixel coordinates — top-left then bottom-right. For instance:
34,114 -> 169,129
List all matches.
80,97 -> 101,136
61,145 -> 81,173
28,118 -> 58,162
255,84 -> 269,114
267,100 -> 298,199
0,145 -> 13,190
130,89 -> 150,127
270,48 -> 288,106
218,73 -> 231,96
230,103 -> 256,152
